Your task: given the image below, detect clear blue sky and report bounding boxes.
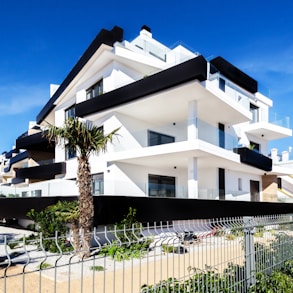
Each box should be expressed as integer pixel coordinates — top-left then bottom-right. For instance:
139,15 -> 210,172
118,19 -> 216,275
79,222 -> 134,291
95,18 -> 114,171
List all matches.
0,0 -> 293,155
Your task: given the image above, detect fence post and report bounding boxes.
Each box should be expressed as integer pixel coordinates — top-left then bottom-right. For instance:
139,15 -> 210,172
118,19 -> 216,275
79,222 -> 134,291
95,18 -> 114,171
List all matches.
243,216 -> 256,290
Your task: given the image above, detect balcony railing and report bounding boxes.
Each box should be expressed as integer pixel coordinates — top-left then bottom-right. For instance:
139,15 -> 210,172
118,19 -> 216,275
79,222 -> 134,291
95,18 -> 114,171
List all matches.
208,71 -> 251,111
250,108 -> 290,128
0,178 -> 252,200
269,112 -> 290,128
234,147 -> 272,171
15,162 -> 66,180
113,118 -> 239,153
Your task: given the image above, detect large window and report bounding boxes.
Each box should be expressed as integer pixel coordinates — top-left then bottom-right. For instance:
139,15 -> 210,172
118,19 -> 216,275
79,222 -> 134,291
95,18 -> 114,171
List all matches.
65,105 -> 75,119
92,173 -> 104,195
148,174 -> 175,197
148,130 -> 175,146
65,144 -> 76,160
86,79 -> 103,100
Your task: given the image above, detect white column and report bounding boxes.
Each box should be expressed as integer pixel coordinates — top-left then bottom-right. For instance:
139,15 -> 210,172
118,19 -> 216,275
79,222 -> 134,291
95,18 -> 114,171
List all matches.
188,101 -> 198,140
188,157 -> 198,198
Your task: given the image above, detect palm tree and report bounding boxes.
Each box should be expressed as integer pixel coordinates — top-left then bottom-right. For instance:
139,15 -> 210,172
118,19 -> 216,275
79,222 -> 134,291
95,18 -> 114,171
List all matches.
45,117 -> 119,254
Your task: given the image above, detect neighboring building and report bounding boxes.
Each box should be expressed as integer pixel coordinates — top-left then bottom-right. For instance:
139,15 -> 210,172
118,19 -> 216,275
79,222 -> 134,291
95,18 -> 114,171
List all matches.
1,25 -> 292,202
270,148 -> 293,202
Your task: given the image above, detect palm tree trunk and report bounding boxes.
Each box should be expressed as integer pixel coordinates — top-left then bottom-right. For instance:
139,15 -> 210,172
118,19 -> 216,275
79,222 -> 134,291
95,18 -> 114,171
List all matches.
77,155 -> 94,256
71,219 -> 80,251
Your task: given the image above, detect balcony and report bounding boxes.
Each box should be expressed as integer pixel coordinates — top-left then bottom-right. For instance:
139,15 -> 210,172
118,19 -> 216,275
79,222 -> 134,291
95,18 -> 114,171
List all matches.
244,111 -> 292,140
209,56 -> 258,94
76,56 -> 207,118
4,151 -> 28,172
16,162 -> 66,180
234,147 -> 272,171
113,118 -> 239,153
16,131 -> 54,152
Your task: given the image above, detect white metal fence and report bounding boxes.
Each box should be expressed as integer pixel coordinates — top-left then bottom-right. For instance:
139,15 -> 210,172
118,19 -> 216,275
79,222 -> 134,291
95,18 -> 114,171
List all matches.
1,214 -> 293,292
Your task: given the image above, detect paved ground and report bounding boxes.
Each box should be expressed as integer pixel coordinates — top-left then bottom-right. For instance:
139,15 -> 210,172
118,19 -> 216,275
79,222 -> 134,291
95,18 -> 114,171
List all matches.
0,224 -> 33,238
0,224 -> 245,293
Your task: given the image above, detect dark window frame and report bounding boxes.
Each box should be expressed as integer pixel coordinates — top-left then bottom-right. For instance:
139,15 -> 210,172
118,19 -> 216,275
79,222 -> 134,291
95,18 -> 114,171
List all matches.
148,174 -> 176,198
250,103 -> 259,123
92,173 -> 104,195
86,79 -> 103,100
148,130 -> 175,146
65,144 -> 76,160
65,105 -> 76,119
219,78 -> 225,92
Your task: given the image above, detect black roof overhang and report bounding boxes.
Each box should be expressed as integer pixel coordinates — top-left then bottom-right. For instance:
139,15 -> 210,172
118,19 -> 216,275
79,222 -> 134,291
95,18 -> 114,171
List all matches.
76,55 -> 207,118
36,26 -> 124,124
210,56 -> 258,94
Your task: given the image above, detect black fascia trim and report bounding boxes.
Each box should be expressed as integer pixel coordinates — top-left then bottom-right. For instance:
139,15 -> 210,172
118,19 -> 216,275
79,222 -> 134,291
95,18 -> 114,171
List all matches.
15,131 -> 54,152
210,56 -> 258,93
76,55 -> 207,118
235,147 -> 272,172
4,151 -> 28,172
36,26 -> 124,124
5,148 -> 19,159
16,162 -> 66,180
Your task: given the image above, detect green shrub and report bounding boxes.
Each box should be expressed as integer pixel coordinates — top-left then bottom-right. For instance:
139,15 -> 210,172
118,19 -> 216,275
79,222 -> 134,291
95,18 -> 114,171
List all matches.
27,201 -> 78,253
141,265 -> 244,293
249,270 -> 293,292
100,207 -> 151,261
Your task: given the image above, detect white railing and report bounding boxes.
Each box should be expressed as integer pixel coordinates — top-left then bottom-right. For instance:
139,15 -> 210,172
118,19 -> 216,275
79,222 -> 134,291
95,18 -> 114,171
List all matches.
1,214 -> 293,292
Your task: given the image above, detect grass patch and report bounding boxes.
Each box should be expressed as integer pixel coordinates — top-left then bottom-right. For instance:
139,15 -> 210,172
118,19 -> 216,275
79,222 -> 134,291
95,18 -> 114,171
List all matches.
89,265 -> 105,271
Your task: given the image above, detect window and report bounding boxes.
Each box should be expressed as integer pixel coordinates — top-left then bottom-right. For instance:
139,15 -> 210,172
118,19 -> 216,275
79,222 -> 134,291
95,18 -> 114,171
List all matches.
31,190 -> 42,197
148,174 -> 175,197
218,123 -> 225,148
238,178 -> 242,191
65,144 -> 76,160
92,173 -> 104,195
86,79 -> 103,100
219,78 -> 225,92
65,105 -> 75,119
250,103 -> 259,123
148,130 -> 175,146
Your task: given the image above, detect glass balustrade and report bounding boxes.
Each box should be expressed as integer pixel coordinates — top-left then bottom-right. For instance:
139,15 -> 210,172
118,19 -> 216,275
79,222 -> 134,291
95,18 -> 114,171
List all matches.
0,178 -> 251,200
208,72 -> 290,129
208,72 -> 250,111
113,118 -> 239,152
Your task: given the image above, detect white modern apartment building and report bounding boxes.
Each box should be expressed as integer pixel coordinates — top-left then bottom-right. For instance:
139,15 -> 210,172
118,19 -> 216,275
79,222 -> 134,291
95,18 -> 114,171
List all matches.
2,25 -> 292,202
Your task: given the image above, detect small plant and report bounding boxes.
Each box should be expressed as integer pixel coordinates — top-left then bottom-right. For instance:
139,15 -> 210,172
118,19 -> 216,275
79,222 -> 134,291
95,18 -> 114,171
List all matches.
8,234 -> 37,249
38,262 -> 52,269
26,223 -> 36,231
162,245 -> 175,253
226,233 -> 237,241
100,207 -> 152,261
141,266 -> 245,293
254,225 -> 265,238
89,265 -> 105,271
7,241 -> 20,249
213,227 -> 225,237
